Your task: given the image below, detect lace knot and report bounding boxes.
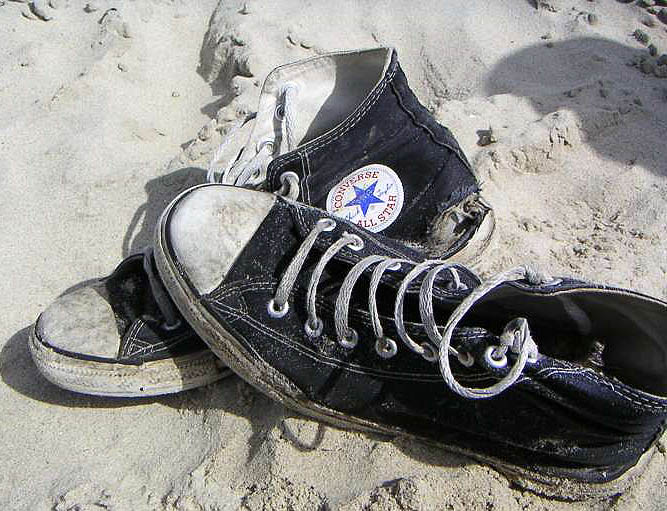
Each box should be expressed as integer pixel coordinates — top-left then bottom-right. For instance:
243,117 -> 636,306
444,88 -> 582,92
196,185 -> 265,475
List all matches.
499,317 -> 538,361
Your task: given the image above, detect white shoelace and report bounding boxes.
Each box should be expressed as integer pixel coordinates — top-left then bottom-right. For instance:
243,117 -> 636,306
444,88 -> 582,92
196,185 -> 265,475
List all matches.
207,83 -> 300,200
268,219 -> 549,399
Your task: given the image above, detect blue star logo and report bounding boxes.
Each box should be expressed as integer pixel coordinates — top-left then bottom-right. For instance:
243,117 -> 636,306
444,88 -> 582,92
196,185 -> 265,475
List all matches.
344,180 -> 385,217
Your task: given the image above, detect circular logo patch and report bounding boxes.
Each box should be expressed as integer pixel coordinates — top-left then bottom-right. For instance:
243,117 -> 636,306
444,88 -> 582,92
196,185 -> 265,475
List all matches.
326,164 -> 404,233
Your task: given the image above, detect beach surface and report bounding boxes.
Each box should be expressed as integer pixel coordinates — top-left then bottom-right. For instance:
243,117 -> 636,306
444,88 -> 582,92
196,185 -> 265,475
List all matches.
1,0 -> 667,509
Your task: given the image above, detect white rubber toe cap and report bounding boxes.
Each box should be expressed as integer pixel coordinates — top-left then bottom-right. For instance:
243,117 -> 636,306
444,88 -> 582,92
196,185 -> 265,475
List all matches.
37,286 -> 121,359
166,185 -> 277,295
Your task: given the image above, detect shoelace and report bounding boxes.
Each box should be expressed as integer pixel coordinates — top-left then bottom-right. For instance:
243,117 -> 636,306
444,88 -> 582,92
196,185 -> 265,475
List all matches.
268,219 -> 550,399
142,247 -> 182,331
207,82 -> 300,200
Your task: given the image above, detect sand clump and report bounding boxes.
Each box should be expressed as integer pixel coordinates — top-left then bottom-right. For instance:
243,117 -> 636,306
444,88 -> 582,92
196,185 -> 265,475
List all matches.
2,0 -> 667,509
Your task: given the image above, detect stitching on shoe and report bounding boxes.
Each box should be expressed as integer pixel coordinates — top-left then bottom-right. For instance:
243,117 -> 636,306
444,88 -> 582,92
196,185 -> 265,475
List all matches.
536,364 -> 667,411
301,150 -> 312,204
120,320 -> 143,358
207,299 -> 460,382
120,319 -> 193,360
207,289 -> 488,382
207,280 -> 275,301
388,78 -> 472,169
208,281 -> 667,410
267,58 -> 399,184
125,333 -> 192,358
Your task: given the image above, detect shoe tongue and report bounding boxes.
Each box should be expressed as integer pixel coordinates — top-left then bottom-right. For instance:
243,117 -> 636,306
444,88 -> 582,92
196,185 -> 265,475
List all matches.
345,304 -> 500,353
242,48 -> 393,163
291,202 -> 426,263
289,201 -> 480,294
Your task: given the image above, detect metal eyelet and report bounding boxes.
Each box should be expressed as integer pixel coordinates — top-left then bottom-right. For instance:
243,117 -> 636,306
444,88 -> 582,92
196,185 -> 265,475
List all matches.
280,81 -> 300,95
420,342 -> 438,362
277,171 -> 300,200
280,171 -> 299,182
267,298 -> 289,318
304,318 -> 323,338
317,218 -> 336,232
274,103 -> 285,121
280,171 -> 300,186
447,280 -> 468,291
162,319 -> 182,331
483,346 -> 508,369
339,328 -> 358,349
387,261 -> 402,271
256,138 -> 275,154
457,351 -> 475,367
375,337 -> 398,359
344,233 -> 364,251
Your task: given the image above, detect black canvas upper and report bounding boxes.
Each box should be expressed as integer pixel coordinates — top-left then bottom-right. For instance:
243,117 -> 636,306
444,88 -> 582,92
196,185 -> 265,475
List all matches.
36,253 -> 209,365
166,191 -> 667,484
34,50 -> 488,368
264,49 -> 486,251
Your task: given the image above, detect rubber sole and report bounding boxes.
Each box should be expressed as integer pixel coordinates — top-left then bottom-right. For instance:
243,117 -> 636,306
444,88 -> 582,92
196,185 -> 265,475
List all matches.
154,184 -> 654,500
29,326 -> 231,397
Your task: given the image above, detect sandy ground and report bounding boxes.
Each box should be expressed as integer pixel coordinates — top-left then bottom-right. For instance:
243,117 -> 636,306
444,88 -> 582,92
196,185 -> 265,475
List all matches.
2,0 -> 667,509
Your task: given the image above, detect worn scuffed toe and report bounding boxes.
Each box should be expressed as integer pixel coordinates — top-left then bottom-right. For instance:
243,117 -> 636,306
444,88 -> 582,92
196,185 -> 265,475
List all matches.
30,253 -> 229,397
159,184 -> 277,296
36,285 -> 122,360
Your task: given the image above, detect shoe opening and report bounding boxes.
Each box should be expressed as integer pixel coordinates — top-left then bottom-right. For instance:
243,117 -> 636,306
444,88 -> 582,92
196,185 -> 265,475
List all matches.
268,48 -> 392,147
471,286 -> 667,397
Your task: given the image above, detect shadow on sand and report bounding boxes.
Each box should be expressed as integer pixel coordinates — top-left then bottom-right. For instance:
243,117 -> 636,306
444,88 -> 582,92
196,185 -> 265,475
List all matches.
0,165 -> 211,409
484,36 -> 667,178
0,325 -> 467,470
122,166 -> 209,258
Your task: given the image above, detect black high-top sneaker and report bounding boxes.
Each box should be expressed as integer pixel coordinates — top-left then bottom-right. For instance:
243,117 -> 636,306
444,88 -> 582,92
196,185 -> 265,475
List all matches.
30,249 -> 229,397
208,47 -> 494,264
31,47 -> 492,397
155,184 -> 667,499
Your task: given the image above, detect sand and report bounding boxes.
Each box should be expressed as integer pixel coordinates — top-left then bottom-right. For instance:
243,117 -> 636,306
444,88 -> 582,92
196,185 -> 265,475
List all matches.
1,0 -> 667,509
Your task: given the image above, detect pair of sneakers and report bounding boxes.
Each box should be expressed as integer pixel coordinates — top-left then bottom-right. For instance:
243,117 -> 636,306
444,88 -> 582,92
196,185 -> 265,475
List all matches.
31,48 -> 493,397
31,48 -> 667,500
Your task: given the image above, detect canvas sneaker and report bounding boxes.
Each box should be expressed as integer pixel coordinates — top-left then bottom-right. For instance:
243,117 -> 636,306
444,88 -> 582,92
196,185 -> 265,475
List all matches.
208,46 -> 494,264
154,183 -> 667,499
29,249 -> 230,397
31,47 -> 492,397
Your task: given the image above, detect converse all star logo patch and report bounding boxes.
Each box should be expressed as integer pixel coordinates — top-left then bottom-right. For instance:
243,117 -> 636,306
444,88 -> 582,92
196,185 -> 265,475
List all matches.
326,164 -> 404,233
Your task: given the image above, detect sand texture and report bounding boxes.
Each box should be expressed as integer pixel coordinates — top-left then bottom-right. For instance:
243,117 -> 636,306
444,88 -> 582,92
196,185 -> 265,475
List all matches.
2,0 -> 667,509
